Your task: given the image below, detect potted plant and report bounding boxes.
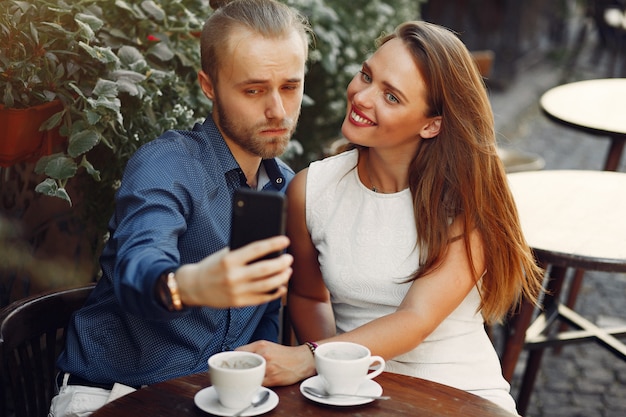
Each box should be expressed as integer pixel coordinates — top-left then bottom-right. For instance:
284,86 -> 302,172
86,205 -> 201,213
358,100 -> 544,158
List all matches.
1,0 -> 209,211
0,0 -> 75,167
1,0 -> 211,296
0,0 -> 209,201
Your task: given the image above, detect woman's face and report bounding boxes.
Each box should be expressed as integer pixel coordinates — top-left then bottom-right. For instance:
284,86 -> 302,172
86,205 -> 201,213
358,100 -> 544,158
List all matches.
341,38 -> 441,151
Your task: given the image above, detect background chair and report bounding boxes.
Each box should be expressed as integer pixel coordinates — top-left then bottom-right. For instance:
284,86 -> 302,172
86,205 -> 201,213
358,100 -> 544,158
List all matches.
0,283 -> 95,417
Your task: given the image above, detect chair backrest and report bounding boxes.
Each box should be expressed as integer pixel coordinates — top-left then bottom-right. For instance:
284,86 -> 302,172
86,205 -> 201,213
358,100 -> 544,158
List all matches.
0,284 -> 95,417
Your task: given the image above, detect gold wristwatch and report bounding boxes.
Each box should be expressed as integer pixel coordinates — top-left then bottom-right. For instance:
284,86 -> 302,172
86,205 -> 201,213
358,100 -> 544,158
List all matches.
156,271 -> 183,311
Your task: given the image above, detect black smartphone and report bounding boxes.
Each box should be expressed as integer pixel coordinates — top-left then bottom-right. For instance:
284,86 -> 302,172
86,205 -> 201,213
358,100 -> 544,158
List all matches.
229,188 -> 287,262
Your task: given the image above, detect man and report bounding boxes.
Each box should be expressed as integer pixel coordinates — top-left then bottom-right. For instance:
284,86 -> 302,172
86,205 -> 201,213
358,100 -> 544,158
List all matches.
49,0 -> 311,414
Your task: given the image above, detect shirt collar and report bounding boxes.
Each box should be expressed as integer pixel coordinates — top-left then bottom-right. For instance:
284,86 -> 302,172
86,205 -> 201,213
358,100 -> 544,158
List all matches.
199,117 -> 287,191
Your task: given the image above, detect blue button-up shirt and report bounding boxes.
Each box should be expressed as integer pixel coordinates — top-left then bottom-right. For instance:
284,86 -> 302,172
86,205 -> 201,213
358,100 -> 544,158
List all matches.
56,117 -> 294,387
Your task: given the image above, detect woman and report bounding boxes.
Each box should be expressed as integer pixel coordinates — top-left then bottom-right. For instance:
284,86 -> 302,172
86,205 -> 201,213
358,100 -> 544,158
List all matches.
241,20 -> 543,414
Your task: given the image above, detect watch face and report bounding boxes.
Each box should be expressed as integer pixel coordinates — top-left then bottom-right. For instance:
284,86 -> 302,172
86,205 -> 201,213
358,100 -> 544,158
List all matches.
165,272 -> 182,310
157,273 -> 174,311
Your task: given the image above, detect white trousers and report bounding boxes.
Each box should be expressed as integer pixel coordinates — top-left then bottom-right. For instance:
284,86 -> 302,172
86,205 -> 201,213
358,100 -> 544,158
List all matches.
48,373 -> 137,417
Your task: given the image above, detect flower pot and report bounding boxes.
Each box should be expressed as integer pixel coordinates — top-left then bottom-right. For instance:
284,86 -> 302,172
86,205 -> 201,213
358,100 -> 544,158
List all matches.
0,100 -> 65,167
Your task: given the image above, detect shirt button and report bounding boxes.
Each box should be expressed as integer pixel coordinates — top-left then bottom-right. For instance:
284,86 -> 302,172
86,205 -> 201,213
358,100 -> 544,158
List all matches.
276,178 -> 283,184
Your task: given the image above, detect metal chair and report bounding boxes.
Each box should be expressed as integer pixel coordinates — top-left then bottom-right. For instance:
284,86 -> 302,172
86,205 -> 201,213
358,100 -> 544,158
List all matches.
0,284 -> 95,417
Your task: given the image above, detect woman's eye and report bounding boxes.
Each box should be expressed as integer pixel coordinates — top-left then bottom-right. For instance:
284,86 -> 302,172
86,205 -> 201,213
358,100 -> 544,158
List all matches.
385,92 -> 399,103
359,71 -> 371,83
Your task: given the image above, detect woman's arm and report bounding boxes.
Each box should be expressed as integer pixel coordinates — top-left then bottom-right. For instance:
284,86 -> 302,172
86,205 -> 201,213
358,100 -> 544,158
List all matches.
241,212 -> 483,386
238,169 -> 336,386
318,219 -> 483,359
286,169 -> 336,342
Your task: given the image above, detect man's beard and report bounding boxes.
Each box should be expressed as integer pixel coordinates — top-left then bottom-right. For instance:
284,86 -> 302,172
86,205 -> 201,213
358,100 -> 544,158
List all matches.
214,95 -> 299,160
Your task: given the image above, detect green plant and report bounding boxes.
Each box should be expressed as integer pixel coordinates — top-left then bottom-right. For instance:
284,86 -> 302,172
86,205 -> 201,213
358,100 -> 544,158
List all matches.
0,0 -> 209,214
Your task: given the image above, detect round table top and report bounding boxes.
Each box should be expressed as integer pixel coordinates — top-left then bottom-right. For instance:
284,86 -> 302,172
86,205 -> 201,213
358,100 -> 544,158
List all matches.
507,170 -> 626,272
91,371 -> 516,417
540,78 -> 626,136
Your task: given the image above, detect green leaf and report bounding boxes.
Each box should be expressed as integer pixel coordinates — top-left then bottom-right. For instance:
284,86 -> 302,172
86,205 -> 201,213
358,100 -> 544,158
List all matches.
141,0 -> 165,22
54,187 -> 72,205
116,78 -> 140,96
148,42 -> 175,61
118,46 -> 145,66
34,178 -> 72,205
80,156 -> 101,181
114,0 -> 135,14
3,84 -> 15,108
40,109 -> 65,131
44,156 -> 78,180
113,70 -> 147,97
42,90 -> 57,101
35,178 -> 58,194
107,28 -> 128,41
87,96 -> 121,113
78,42 -> 119,64
112,69 -> 147,83
68,129 -> 100,157
75,12 -> 104,32
68,82 -> 87,100
302,94 -> 315,107
115,0 -> 147,19
93,79 -> 118,98
29,21 -> 39,45
34,153 -> 64,174
86,110 -> 102,125
75,19 -> 95,42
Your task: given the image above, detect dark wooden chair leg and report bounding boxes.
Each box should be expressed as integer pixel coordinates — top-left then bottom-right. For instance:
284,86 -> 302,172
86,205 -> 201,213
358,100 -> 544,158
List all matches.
516,348 -> 545,416
603,137 -> 625,172
565,268 -> 585,309
555,268 -> 586,354
500,299 -> 536,382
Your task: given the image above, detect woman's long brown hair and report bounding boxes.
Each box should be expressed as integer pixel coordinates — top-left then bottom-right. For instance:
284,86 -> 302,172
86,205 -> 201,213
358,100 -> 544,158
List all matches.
379,21 -> 543,324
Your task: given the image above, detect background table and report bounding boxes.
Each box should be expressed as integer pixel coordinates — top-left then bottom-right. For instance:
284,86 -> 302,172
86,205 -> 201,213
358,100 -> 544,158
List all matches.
91,371 -> 515,417
501,170 -> 626,415
540,78 -> 626,171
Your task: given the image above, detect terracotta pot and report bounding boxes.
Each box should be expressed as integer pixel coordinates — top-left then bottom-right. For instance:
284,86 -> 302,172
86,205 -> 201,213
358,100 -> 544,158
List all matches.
0,100 -> 65,167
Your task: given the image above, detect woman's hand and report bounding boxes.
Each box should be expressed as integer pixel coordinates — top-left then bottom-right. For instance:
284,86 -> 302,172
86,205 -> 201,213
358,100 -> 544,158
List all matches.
237,341 -> 316,386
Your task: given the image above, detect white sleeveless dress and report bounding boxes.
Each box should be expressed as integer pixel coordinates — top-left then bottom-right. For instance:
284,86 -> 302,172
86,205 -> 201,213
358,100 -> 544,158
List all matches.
305,149 -> 517,414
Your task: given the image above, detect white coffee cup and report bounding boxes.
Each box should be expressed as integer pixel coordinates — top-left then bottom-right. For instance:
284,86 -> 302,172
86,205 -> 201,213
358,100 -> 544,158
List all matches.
208,351 -> 266,409
314,341 -> 385,395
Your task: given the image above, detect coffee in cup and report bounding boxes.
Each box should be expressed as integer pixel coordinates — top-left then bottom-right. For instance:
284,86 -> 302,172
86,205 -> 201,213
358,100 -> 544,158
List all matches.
208,351 -> 265,408
314,341 -> 385,395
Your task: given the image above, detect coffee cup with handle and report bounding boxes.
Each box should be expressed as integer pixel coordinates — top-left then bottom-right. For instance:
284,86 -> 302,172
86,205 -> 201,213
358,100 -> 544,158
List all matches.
208,351 -> 266,409
314,341 -> 385,396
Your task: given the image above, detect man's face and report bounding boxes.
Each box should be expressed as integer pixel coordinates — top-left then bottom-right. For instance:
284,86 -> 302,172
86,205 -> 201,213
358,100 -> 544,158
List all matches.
200,27 -> 307,159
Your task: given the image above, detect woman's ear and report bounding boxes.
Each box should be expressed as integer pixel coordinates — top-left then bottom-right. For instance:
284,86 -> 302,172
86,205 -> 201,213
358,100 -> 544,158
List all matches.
420,116 -> 442,139
198,70 -> 215,101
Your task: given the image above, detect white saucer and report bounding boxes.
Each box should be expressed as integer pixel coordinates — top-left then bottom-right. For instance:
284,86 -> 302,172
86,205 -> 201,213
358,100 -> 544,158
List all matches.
299,375 -> 383,406
194,386 -> 278,416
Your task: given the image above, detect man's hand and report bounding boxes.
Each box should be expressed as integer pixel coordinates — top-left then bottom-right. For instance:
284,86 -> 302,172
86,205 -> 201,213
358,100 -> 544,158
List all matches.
176,236 -> 293,308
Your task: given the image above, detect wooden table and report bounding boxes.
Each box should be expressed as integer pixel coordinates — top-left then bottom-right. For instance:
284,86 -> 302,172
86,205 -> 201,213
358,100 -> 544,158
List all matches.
91,371 -> 515,417
540,78 -> 626,171
501,170 -> 626,415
